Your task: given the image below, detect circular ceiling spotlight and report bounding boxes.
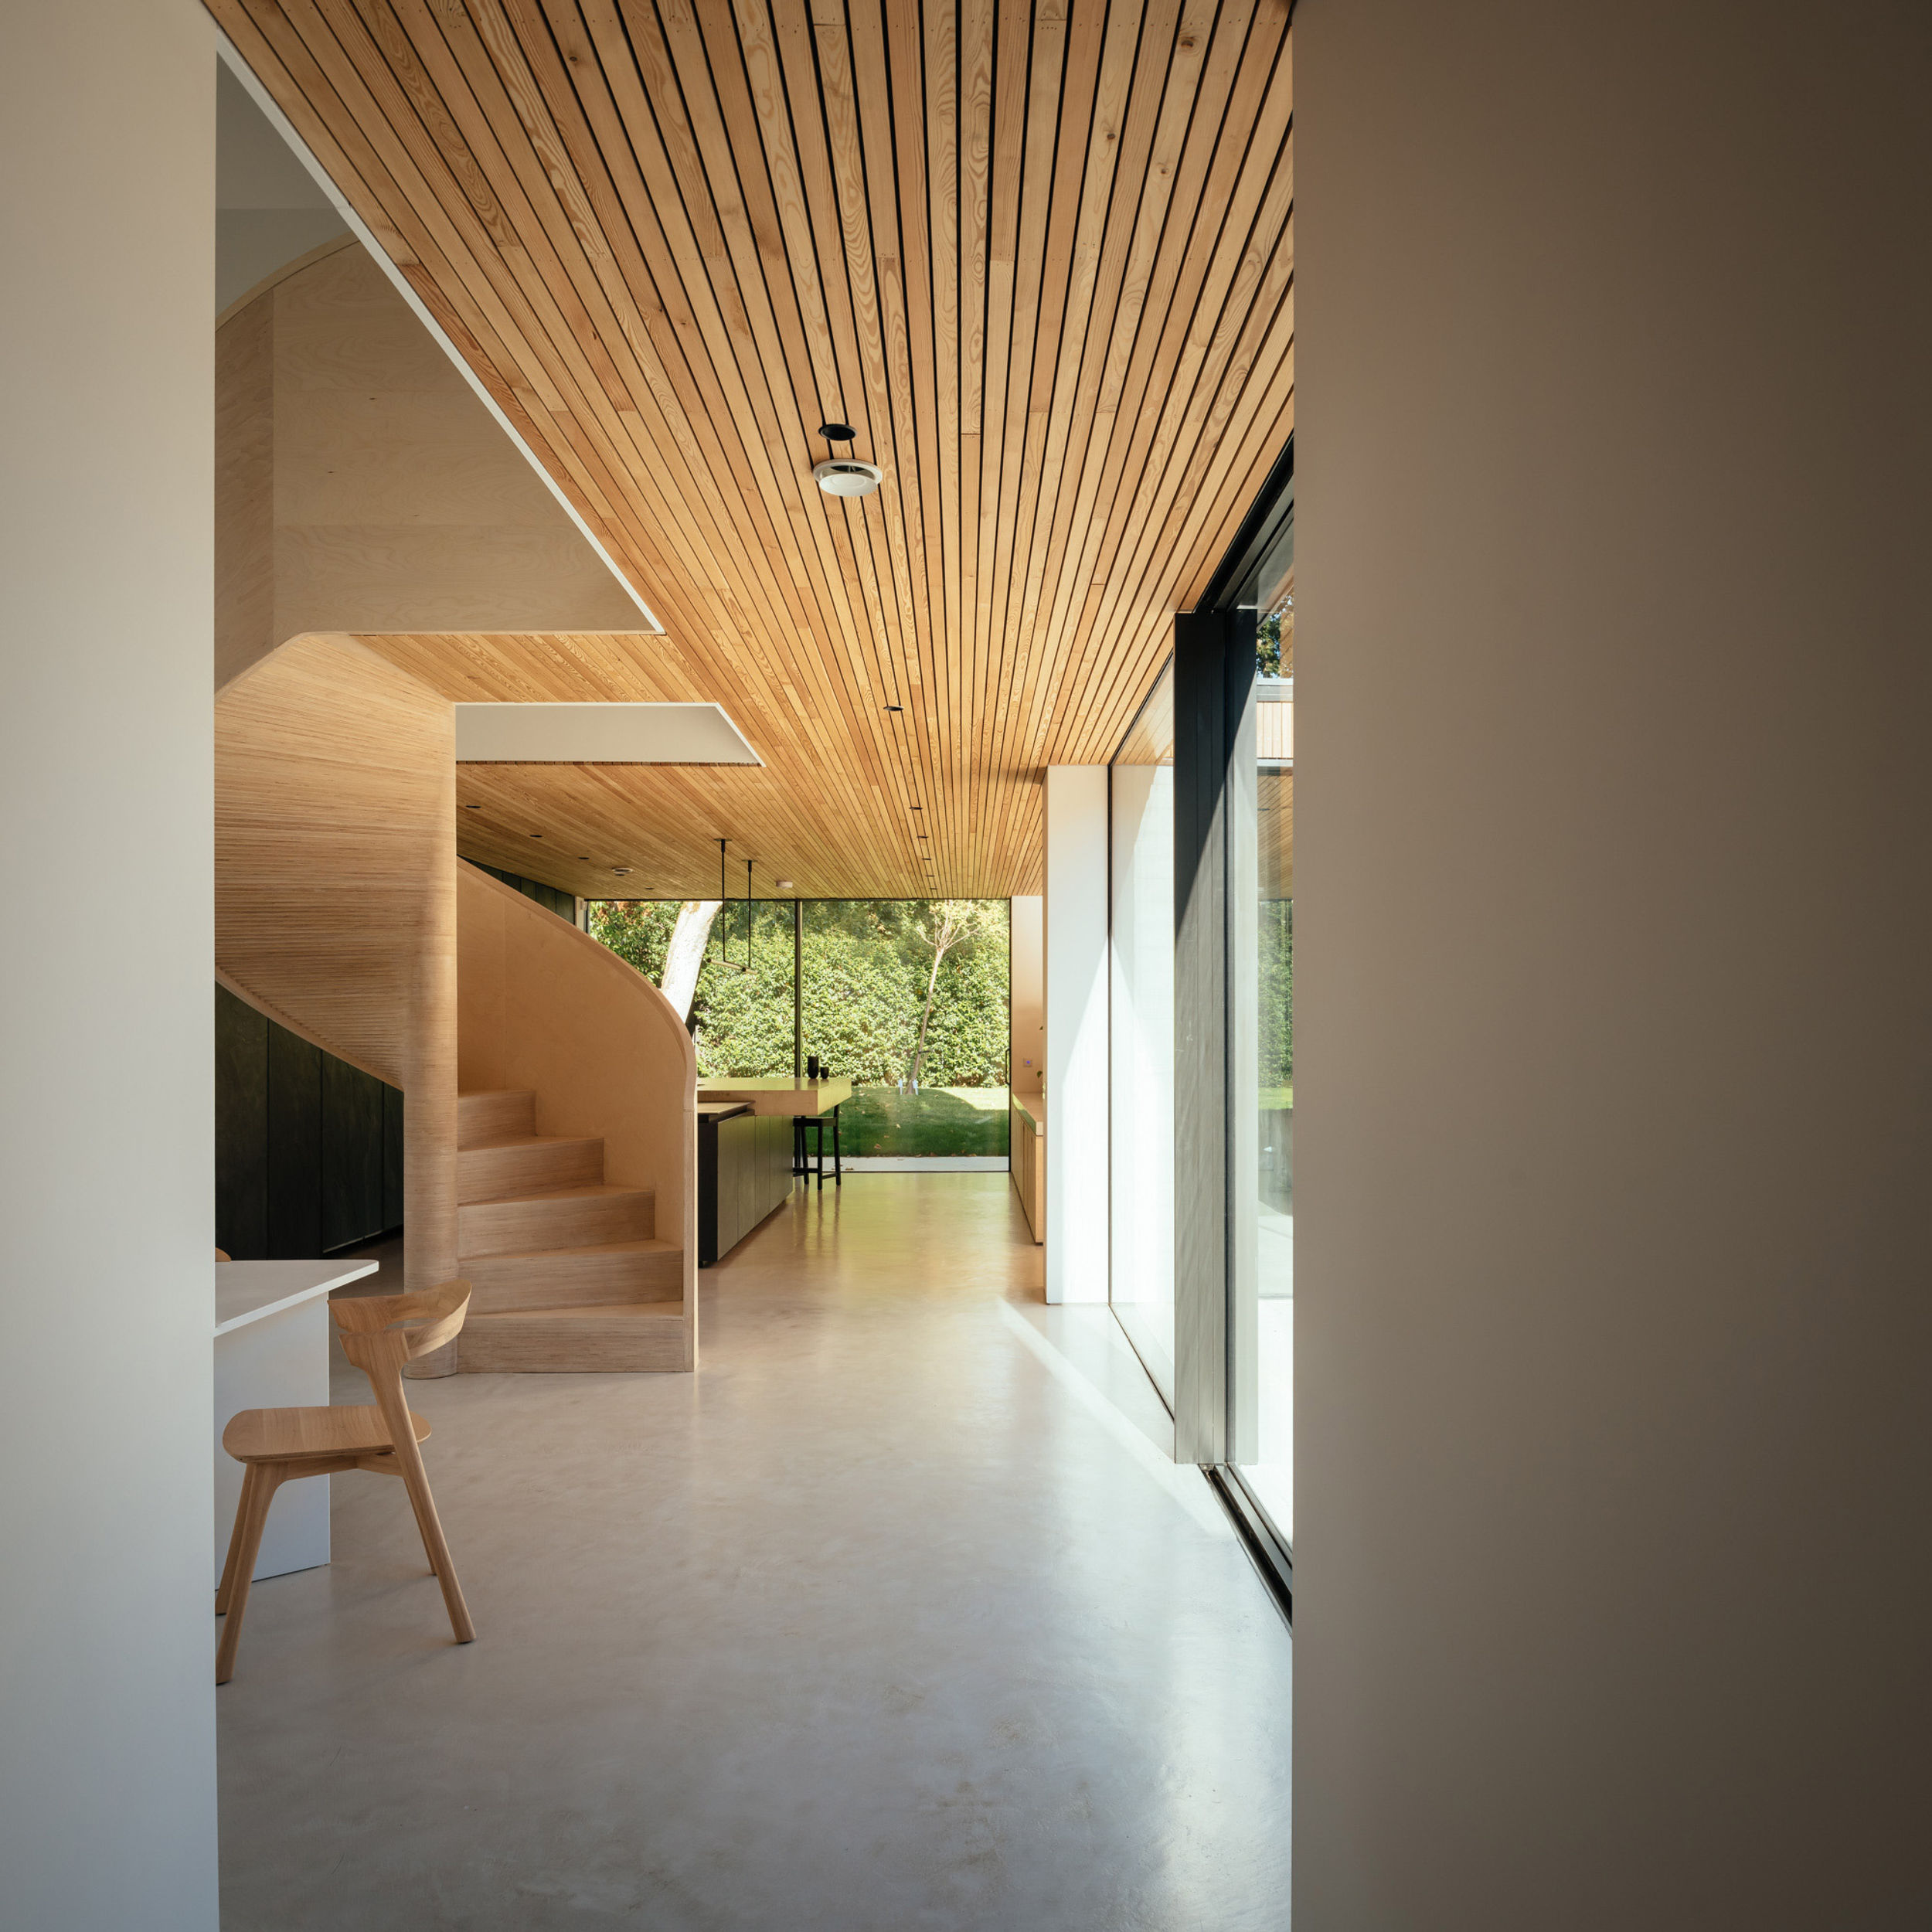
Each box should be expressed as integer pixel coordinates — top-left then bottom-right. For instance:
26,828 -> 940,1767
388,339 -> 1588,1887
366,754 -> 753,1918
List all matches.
814,456 -> 883,498
818,421 -> 856,442
774,877 -> 794,892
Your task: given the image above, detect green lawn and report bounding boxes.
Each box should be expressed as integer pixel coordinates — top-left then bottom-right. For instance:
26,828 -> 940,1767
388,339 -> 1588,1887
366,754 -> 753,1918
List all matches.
838,1084 -> 1011,1157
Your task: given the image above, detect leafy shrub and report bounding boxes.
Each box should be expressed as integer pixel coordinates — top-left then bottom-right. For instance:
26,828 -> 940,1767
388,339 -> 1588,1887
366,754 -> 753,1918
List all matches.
587,897 -> 1011,1087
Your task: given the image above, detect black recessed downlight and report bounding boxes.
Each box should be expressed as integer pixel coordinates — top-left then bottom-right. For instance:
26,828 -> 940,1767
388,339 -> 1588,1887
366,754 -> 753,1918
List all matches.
818,420 -> 856,442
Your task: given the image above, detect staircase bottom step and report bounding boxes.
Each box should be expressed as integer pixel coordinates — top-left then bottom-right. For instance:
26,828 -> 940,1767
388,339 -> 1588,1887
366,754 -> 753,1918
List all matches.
457,1302 -> 689,1374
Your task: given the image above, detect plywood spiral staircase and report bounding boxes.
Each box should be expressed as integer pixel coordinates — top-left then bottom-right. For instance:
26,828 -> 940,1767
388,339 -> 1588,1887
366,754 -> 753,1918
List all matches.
215,632 -> 697,1376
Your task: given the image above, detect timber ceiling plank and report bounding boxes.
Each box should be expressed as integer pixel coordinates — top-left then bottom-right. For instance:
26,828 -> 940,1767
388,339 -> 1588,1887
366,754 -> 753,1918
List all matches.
210,0 -> 1294,900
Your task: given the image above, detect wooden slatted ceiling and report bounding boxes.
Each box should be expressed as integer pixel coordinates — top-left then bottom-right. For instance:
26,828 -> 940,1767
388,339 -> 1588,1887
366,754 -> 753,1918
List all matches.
213,0 -> 1294,897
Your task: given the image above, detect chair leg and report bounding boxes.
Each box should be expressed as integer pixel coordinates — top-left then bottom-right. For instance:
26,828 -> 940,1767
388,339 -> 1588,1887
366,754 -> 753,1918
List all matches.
389,1433 -> 474,1644
215,1464 -> 257,1615
215,1463 -> 283,1685
400,1470 -> 440,1577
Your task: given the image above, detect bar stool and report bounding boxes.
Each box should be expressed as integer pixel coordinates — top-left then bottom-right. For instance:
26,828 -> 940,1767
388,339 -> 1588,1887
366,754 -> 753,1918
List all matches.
214,1277 -> 475,1683
793,1105 -> 843,1187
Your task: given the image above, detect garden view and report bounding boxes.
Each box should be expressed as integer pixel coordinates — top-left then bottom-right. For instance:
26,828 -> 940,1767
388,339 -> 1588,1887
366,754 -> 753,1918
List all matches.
589,897 -> 1012,1158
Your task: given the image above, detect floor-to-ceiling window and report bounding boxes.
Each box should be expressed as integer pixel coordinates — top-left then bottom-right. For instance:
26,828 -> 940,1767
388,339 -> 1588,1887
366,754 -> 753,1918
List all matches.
587,895 -> 1011,1160
1109,664 -> 1177,1404
1223,455 -> 1295,1554
801,900 -> 1011,1158
1239,677 -> 1294,1538
588,896 -> 798,1077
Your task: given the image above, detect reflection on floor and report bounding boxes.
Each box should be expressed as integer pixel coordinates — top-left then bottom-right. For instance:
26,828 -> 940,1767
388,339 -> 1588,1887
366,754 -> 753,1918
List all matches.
220,1176 -> 1291,1931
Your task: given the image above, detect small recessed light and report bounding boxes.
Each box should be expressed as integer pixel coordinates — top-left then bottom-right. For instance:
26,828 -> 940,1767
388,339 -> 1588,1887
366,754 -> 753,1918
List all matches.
577,855 -> 590,862
775,878 -> 794,891
818,420 -> 856,443
886,704 -> 903,713
464,803 -> 481,810
612,867 -> 631,876
529,832 -> 543,838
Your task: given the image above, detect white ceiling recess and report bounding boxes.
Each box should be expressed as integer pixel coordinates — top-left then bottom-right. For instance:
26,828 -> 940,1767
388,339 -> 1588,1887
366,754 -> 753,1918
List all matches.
454,704 -> 761,767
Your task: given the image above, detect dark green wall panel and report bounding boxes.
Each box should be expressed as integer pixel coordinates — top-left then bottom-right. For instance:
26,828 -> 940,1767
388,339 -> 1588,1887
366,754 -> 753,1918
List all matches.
216,988 -> 406,1260
266,1024 -> 322,1259
321,1055 -> 385,1251
383,1081 -> 406,1231
215,986 -> 268,1259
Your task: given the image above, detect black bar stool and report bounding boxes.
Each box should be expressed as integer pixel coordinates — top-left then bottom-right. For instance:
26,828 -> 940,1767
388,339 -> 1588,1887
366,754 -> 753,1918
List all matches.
792,1105 -> 843,1188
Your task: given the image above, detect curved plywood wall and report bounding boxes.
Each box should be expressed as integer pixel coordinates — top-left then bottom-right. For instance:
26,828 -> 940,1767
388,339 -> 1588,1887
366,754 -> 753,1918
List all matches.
457,862 -> 699,1362
215,631 -> 458,1292
215,240 -> 642,692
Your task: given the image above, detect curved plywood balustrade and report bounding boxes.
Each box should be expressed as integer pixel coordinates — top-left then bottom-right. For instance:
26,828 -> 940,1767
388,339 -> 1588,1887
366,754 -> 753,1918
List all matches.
216,631 -> 460,1306
456,866 -> 699,1372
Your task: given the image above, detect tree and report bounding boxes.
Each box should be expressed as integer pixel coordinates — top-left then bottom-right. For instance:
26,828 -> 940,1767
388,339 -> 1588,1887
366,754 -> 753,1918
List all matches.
1257,611 -> 1285,676
905,900 -> 1000,1087
659,900 -> 722,1021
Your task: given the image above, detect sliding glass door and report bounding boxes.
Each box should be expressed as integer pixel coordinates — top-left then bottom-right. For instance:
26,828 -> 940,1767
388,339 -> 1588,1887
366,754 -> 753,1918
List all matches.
1236,681 -> 1294,1539
1224,461 -> 1295,1552
1104,438 -> 1291,1587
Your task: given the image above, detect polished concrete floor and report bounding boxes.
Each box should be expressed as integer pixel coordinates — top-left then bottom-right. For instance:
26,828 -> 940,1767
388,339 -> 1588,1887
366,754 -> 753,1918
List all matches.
218,1175 -> 1291,1930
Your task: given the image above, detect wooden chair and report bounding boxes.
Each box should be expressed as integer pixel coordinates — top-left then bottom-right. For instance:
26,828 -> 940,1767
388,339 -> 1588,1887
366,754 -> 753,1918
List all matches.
215,1277 -> 476,1684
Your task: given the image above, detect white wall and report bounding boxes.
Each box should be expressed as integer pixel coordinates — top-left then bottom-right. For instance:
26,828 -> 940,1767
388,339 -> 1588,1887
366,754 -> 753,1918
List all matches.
0,7 -> 219,1927
1296,3 -> 1932,1925
1043,768 -> 1108,1303
1009,894 -> 1043,1097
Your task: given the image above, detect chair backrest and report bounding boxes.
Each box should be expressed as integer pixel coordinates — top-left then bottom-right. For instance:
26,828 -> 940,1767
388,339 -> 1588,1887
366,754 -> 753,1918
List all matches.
330,1277 -> 472,1391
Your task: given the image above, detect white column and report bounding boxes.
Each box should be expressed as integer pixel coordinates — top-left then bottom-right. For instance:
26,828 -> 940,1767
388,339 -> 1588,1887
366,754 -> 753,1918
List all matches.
1043,767 -> 1108,1303
0,4 -> 219,1924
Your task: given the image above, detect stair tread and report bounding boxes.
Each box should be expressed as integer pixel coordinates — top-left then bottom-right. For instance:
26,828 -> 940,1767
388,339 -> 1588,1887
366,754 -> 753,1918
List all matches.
466,1236 -> 677,1261
462,1181 -> 651,1206
466,1301 -> 685,1323
460,1134 -> 603,1154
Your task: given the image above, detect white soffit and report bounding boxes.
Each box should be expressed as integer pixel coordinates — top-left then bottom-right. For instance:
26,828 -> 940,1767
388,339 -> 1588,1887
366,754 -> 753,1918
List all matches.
454,702 -> 762,766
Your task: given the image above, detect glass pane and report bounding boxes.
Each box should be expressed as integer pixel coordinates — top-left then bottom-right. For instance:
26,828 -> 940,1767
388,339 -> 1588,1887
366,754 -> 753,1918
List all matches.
593,897 -> 1014,1158
802,900 -> 1010,1158
1110,662 -> 1176,1405
589,897 -> 796,1077
1233,606 -> 1293,1543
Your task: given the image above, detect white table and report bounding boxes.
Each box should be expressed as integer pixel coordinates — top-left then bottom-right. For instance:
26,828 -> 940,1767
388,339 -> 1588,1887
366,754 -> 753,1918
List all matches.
213,1259 -> 377,1588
